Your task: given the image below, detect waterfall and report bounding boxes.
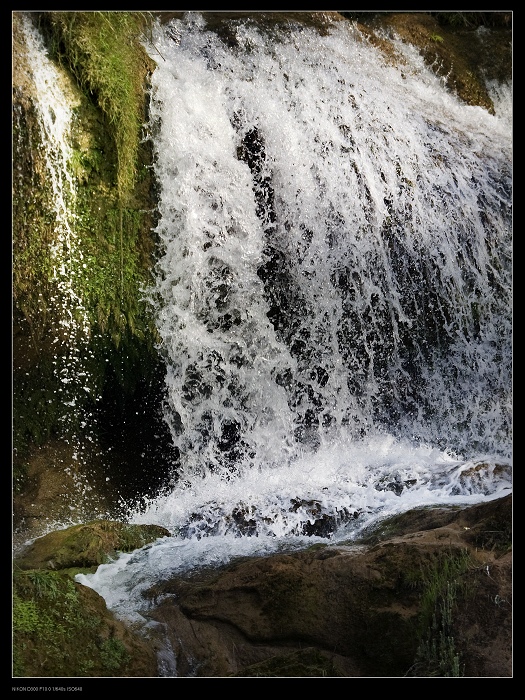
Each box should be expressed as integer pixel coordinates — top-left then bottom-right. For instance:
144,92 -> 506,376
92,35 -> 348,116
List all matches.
73,13 -> 511,633
145,14 -> 511,480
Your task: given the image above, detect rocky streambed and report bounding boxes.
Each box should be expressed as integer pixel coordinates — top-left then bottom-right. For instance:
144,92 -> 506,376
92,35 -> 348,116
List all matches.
13,494 -> 512,678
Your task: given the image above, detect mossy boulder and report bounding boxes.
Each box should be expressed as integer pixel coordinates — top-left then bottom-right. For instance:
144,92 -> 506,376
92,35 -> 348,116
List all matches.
12,520 -> 171,677
12,10 -> 177,535
14,520 -> 170,572
13,568 -> 161,677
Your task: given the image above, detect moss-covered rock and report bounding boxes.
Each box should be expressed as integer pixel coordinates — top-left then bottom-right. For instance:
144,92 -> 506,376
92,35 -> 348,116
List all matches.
14,520 -> 170,571
13,520 -> 171,677
10,494 -> 511,676
13,568 -> 160,677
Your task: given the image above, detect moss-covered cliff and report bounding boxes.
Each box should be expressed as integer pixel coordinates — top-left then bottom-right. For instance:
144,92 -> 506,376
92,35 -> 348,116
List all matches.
12,11 -> 178,539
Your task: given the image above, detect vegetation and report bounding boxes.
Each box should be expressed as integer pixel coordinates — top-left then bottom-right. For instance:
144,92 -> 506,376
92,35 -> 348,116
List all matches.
38,11 -> 155,203
12,519 -> 169,677
35,11 -> 159,350
405,548 -> 473,677
12,11 -> 165,466
12,568 -> 144,677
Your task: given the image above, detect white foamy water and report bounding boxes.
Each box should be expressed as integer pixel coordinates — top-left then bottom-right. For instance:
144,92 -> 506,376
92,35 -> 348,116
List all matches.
78,436 -> 510,629
72,15 -> 511,646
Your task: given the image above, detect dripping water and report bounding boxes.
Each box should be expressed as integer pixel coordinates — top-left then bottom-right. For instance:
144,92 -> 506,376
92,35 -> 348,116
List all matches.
17,16 -> 100,523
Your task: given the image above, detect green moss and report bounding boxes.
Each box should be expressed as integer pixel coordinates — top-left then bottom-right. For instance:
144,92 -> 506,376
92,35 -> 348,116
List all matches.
12,568 -> 138,677
13,594 -> 44,634
15,520 -> 170,572
39,11 -> 155,203
100,638 -> 131,670
13,11 -> 163,474
12,101 -> 57,343
13,570 -> 86,676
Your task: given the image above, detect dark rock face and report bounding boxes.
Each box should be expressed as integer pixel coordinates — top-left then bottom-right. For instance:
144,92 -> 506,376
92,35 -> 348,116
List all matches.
143,495 -> 511,677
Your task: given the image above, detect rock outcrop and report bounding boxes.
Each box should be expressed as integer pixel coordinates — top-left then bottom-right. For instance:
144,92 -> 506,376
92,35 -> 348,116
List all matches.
13,521 -> 170,677
141,494 -> 511,677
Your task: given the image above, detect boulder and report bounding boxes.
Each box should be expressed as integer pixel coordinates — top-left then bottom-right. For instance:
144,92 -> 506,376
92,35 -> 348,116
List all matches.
12,520 -> 171,677
14,520 -> 170,571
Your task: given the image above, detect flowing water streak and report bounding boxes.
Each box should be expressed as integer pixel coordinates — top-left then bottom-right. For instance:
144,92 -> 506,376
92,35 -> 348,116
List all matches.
76,15 -> 511,652
19,17 -> 95,478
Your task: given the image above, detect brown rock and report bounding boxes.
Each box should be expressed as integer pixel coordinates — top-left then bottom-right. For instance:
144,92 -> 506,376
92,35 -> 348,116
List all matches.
144,495 -> 511,676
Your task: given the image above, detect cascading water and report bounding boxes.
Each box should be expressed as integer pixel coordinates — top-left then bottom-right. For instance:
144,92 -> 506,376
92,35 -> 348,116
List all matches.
73,13 -> 511,654
17,17 -> 99,503
143,15 -> 512,476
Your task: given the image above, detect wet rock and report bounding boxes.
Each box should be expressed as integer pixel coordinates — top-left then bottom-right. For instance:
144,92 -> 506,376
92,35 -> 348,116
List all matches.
145,495 -> 511,677
14,520 -> 170,571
